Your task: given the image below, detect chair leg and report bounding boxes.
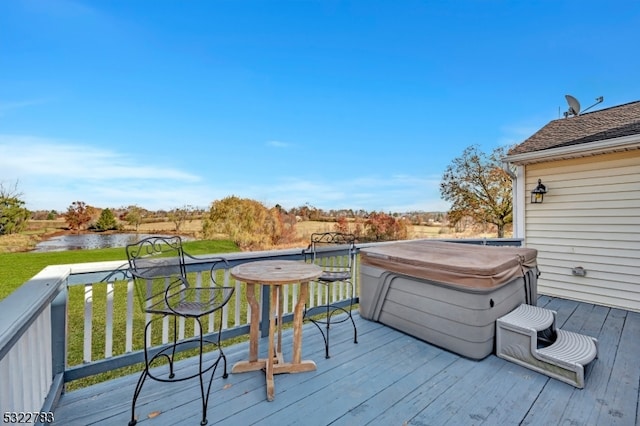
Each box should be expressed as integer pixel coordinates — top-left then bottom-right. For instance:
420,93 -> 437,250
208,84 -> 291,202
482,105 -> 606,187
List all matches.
347,287 -> 358,344
168,315 -> 179,378
324,302 -> 358,358
128,366 -> 148,426
324,302 -> 331,358
220,344 -> 229,379
304,283 -> 359,358
196,318 -> 230,425
196,318 -> 209,426
129,320 -> 154,426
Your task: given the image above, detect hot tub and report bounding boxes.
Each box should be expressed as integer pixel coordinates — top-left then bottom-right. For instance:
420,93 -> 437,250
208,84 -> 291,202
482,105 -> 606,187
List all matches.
359,240 -> 538,360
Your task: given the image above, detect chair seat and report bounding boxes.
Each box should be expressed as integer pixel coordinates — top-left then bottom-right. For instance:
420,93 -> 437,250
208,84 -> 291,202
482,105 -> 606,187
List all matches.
319,270 -> 351,282
146,287 -> 233,317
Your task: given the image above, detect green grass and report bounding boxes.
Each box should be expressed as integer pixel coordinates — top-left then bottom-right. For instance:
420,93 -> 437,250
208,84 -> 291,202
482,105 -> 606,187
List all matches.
0,239 -> 239,300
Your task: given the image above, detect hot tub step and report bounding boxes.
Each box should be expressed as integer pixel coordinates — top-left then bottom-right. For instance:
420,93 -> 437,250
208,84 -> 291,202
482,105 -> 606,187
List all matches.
537,329 -> 598,367
496,303 -> 555,333
495,304 -> 598,388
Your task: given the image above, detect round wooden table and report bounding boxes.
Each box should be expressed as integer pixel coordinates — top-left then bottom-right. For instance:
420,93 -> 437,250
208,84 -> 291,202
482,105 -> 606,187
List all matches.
230,260 -> 322,401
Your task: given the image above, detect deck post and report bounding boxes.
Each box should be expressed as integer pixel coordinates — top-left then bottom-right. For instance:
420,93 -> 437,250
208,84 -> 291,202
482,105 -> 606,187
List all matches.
51,287 -> 67,388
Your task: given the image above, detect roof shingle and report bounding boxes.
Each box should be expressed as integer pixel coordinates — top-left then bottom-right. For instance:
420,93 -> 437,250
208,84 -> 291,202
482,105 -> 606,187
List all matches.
508,100 -> 640,155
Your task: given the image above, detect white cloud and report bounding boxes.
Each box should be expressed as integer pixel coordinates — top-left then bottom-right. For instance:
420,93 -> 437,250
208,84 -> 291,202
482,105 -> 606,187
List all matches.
0,135 -> 200,182
0,135 -> 204,211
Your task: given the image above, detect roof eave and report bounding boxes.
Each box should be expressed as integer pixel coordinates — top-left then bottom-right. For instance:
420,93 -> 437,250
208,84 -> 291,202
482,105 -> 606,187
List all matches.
503,134 -> 640,166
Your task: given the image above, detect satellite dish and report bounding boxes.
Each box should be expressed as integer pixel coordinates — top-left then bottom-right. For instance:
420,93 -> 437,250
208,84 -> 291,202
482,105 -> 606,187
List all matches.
565,95 -> 581,117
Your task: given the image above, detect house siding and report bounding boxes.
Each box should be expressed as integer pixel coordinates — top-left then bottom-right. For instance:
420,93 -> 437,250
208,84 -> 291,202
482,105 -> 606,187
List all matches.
524,150 -> 640,312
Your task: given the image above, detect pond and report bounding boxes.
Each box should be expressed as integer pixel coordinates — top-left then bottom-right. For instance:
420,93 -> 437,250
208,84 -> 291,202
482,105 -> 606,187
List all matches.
32,233 -> 192,252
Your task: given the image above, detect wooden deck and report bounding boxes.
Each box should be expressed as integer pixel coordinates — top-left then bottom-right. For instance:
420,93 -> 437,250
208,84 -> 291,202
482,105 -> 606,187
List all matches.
52,296 -> 640,426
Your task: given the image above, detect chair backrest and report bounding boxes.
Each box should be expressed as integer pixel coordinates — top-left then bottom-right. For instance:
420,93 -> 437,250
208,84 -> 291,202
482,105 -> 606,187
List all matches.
126,236 -> 188,311
307,232 -> 356,271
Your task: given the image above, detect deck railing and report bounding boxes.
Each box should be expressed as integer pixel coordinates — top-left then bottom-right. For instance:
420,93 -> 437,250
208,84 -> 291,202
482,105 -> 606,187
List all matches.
0,238 -> 521,419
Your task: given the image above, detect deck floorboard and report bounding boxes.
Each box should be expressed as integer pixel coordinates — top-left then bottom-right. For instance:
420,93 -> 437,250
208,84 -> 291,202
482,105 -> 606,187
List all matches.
52,297 -> 639,426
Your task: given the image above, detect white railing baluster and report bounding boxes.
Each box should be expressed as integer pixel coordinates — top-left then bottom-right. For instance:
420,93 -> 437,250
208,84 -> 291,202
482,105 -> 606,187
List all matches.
309,281 -> 315,308
195,272 -> 202,337
283,284 -> 290,314
292,283 -> 298,310
336,255 -> 340,302
145,279 -> 152,348
245,280 -> 252,324
83,285 -> 93,363
340,255 -> 346,301
208,271 -> 215,333
126,280 -> 134,352
221,270 -> 229,330
105,281 -> 114,358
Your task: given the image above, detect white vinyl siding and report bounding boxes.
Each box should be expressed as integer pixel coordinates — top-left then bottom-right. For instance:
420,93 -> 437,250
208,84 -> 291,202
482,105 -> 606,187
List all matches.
524,150 -> 640,312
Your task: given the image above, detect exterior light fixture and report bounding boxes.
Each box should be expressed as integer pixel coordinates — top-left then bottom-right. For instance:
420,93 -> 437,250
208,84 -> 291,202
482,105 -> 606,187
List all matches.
530,179 -> 547,204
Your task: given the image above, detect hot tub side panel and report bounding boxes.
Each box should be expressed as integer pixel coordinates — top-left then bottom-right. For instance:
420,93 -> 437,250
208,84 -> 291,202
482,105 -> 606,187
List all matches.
359,264 -> 530,360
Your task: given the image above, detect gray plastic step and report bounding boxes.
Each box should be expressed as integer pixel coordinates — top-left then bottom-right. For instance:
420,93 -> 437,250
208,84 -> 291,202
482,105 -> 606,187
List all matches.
537,329 -> 598,367
497,303 -> 555,332
495,304 -> 598,388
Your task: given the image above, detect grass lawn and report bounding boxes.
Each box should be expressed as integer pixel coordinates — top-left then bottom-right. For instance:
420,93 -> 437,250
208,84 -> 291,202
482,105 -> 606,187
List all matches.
0,239 -> 239,300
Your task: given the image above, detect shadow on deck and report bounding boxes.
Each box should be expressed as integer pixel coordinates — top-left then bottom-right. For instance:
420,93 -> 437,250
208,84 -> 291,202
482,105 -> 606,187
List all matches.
52,296 -> 640,426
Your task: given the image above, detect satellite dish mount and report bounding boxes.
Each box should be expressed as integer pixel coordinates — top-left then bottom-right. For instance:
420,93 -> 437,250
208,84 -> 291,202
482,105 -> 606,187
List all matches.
564,95 -> 581,117
563,95 -> 604,118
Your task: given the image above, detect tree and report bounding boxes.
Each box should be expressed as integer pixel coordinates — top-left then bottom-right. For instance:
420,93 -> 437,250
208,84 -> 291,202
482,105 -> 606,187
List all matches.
440,145 -> 512,238
94,208 -> 118,231
0,181 -> 30,235
364,211 -> 409,241
123,205 -> 144,232
270,207 -> 298,246
202,196 -> 295,250
64,201 -> 92,233
167,205 -> 194,232
334,216 -> 350,234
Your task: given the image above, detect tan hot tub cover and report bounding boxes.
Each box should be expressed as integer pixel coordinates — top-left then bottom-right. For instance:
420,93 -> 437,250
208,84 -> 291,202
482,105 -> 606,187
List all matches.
359,240 -> 537,290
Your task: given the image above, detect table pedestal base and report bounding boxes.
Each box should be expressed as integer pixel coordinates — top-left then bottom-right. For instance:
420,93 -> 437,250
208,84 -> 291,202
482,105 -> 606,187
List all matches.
232,357 -> 316,401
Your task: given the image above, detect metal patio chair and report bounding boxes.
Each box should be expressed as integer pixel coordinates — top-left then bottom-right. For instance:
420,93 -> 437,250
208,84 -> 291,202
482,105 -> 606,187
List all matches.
125,236 -> 234,426
303,232 -> 358,358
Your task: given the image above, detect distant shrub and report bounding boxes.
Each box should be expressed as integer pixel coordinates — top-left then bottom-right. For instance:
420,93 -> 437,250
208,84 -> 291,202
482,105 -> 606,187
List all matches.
94,208 -> 118,231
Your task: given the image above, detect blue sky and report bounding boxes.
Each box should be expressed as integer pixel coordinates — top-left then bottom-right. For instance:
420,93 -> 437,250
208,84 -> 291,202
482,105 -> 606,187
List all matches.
1,1 -> 638,213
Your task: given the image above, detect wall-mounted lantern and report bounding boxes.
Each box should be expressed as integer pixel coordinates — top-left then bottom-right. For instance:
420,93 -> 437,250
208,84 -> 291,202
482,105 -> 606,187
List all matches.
530,179 -> 547,204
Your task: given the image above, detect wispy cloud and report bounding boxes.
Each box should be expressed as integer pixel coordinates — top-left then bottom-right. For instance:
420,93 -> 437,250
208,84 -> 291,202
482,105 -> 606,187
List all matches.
0,135 -> 205,211
0,135 -> 200,182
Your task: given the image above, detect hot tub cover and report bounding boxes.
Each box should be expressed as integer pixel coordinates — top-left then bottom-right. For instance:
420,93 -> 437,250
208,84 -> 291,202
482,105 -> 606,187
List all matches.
360,240 -> 537,290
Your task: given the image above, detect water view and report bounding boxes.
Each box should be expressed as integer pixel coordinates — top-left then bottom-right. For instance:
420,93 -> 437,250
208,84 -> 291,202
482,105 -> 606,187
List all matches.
32,233 -> 190,252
